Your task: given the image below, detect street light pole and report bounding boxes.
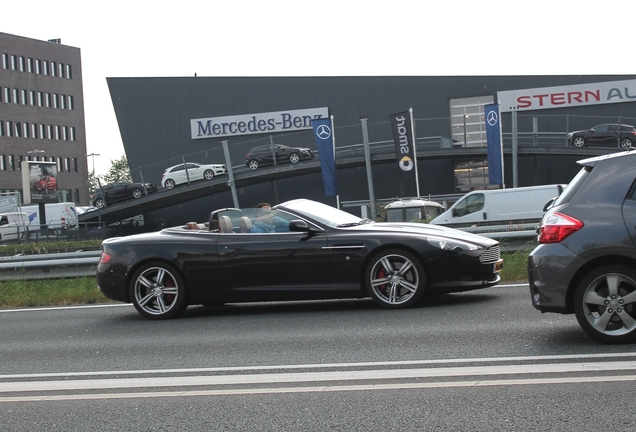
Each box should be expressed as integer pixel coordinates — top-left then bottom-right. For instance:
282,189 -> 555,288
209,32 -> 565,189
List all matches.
86,153 -> 100,175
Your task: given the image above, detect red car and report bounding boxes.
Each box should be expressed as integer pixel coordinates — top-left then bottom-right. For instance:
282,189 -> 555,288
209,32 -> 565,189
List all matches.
36,175 -> 57,193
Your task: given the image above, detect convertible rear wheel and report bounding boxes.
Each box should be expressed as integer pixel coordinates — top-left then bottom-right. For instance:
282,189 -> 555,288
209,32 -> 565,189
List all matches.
130,262 -> 188,319
365,249 -> 425,308
574,265 -> 636,344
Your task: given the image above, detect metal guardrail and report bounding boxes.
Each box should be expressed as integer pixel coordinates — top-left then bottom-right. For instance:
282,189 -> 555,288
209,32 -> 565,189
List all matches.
0,250 -> 100,281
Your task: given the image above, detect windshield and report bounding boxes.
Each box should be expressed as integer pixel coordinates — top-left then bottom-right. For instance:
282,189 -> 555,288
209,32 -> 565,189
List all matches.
279,199 -> 362,227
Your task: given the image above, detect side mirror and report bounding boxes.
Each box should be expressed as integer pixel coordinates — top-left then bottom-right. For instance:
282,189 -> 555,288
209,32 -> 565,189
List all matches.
289,220 -> 310,232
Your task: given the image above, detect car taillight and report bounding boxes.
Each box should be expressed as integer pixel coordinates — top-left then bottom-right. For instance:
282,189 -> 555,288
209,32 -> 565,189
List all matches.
538,212 -> 584,244
99,252 -> 111,264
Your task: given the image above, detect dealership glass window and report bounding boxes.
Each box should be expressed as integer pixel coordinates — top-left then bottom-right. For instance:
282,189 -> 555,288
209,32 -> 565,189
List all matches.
449,95 -> 494,148
454,158 -> 494,192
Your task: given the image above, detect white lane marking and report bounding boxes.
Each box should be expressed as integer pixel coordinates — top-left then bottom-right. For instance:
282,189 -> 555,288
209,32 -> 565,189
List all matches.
2,361 -> 636,393
2,352 -> 635,379
2,375 -> 635,403
0,283 -> 529,314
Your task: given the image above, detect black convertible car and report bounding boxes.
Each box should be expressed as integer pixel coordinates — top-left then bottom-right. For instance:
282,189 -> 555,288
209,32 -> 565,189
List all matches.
97,199 -> 503,319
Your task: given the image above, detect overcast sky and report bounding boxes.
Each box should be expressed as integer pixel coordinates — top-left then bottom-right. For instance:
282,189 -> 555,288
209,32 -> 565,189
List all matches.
3,0 -> 633,175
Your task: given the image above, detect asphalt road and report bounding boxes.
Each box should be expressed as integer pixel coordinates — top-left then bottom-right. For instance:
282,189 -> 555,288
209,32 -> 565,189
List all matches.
1,283 -> 635,431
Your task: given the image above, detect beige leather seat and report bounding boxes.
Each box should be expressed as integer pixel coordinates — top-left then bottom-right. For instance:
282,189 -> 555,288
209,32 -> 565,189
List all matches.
239,216 -> 252,233
218,215 -> 233,233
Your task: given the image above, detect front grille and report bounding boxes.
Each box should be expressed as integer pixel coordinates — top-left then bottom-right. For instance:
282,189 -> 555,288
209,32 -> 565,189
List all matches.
479,244 -> 501,264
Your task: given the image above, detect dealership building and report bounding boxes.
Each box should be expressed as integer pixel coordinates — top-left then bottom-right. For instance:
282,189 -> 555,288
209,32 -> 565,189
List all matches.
108,75 -> 636,226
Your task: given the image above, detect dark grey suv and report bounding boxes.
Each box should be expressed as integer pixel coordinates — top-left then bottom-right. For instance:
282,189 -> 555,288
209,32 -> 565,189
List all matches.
528,150 -> 636,344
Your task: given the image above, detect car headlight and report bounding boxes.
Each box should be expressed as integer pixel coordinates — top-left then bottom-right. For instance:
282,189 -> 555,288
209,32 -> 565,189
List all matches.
427,236 -> 479,251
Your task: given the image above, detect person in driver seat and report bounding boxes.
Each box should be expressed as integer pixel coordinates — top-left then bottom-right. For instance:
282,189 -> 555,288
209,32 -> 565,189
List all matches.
251,203 -> 289,233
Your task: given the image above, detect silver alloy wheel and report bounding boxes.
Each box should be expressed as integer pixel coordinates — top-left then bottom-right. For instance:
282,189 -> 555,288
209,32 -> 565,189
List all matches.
621,138 -> 633,149
573,137 -> 585,147
94,198 -> 105,208
132,188 -> 142,198
289,153 -> 300,163
366,251 -> 424,308
203,169 -> 214,180
164,179 -> 175,189
248,160 -> 259,170
575,267 -> 636,343
131,264 -> 187,319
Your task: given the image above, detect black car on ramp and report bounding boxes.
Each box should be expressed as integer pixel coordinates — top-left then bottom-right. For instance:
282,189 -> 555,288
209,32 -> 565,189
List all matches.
97,199 -> 503,319
245,144 -> 314,170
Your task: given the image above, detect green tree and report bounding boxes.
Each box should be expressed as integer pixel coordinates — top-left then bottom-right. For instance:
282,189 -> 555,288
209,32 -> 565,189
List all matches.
94,154 -> 132,191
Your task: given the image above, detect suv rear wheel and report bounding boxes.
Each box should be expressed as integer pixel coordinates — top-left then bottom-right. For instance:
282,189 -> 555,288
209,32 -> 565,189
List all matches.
574,265 -> 636,344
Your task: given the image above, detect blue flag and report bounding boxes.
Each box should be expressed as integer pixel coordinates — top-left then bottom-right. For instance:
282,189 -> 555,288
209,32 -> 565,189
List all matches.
311,117 -> 338,196
485,104 -> 503,185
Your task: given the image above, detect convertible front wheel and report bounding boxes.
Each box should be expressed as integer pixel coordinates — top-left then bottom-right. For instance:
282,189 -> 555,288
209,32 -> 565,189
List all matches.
130,262 -> 188,319
365,249 -> 426,308
574,265 -> 636,344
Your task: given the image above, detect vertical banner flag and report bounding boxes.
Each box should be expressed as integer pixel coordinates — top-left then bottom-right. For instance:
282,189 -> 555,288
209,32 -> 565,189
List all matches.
390,110 -> 420,196
485,103 -> 504,185
312,116 -> 338,196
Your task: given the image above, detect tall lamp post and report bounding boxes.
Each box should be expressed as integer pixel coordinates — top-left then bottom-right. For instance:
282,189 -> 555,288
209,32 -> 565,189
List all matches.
86,152 -> 100,175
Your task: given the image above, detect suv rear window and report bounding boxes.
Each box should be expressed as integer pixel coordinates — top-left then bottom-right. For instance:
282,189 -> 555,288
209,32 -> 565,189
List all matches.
553,166 -> 590,207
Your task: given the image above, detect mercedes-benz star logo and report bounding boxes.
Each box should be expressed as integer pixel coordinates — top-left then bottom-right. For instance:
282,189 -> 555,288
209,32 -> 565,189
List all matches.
487,111 -> 498,126
316,124 -> 331,140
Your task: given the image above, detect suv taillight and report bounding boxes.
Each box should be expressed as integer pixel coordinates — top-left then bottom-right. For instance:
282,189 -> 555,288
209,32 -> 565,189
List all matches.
538,212 -> 584,244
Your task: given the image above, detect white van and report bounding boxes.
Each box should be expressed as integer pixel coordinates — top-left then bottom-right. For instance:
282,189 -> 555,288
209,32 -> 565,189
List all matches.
429,184 -> 565,228
0,212 -> 30,242
20,202 -> 79,231
383,199 -> 445,223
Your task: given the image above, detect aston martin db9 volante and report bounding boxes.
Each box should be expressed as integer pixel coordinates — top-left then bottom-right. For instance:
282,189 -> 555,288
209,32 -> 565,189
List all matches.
97,199 -> 503,319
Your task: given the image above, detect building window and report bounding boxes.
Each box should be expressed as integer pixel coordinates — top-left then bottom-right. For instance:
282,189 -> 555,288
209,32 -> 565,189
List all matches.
60,94 -> 66,109
73,158 -> 78,172
8,155 -> 15,171
57,157 -> 63,172
29,90 -> 35,105
53,94 -> 58,109
0,155 -> 5,170
19,56 -> 25,72
35,59 -> 41,74
17,155 -> 23,170
68,95 -> 74,110
65,157 -> 71,171
62,126 -> 68,140
47,124 -> 53,139
51,61 -> 56,77
0,121 -> 3,136
12,88 -> 18,104
45,93 -> 51,107
39,124 -> 45,139
55,125 -> 60,140
43,61 -> 48,75
20,89 -> 26,105
70,126 -> 76,141
66,64 -> 72,79
449,95 -> 494,148
37,92 -> 43,107
10,55 -> 16,70
453,158 -> 496,192
31,123 -> 37,139
1,53 -> 7,69
27,58 -> 33,73
6,121 -> 12,137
